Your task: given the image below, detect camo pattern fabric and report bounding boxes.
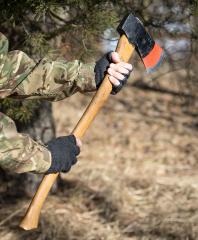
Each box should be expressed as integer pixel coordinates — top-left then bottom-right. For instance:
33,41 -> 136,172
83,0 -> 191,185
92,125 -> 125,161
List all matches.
0,32 -> 96,173
0,33 -> 96,100
0,112 -> 51,173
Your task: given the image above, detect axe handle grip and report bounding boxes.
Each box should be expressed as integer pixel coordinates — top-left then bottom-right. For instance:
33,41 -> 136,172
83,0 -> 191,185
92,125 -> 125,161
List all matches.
20,34 -> 135,230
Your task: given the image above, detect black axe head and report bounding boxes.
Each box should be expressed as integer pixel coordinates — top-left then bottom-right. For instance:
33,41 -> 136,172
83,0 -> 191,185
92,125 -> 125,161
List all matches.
117,13 -> 165,73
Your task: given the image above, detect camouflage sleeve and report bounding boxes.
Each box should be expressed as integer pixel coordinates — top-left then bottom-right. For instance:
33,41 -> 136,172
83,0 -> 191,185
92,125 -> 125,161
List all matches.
0,112 -> 51,173
0,32 -> 96,173
0,32 -> 96,101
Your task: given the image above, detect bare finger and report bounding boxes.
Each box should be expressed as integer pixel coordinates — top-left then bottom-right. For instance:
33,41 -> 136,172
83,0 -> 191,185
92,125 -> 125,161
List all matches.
118,62 -> 133,71
109,63 -> 129,75
109,76 -> 120,86
107,68 -> 125,81
111,52 -> 121,63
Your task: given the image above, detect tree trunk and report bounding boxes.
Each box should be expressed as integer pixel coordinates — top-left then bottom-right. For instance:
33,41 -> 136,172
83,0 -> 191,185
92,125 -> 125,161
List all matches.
0,101 -> 57,198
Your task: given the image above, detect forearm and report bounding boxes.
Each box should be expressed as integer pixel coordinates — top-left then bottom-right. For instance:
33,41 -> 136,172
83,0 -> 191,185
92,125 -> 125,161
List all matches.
0,113 -> 51,173
20,60 -> 96,101
0,32 -> 96,101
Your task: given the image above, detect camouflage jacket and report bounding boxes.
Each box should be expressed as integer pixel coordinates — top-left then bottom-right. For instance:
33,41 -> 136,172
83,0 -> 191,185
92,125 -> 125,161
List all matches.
0,32 -> 96,174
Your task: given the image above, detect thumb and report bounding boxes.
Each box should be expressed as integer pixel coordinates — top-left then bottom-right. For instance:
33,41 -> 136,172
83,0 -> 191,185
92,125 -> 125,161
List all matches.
111,52 -> 121,63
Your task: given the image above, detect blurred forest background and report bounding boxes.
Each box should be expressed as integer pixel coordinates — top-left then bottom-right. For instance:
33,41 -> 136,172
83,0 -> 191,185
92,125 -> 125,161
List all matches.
0,0 -> 198,239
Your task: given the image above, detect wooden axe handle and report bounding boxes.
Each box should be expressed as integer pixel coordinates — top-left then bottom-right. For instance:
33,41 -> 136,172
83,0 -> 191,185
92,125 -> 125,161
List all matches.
20,34 -> 135,230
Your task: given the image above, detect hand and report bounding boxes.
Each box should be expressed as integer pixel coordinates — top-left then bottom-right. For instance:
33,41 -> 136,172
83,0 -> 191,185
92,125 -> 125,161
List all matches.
46,135 -> 81,174
94,52 -> 133,94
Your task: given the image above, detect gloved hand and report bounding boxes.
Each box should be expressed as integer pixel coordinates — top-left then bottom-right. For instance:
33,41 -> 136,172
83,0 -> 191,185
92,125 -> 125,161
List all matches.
94,52 -> 133,94
46,135 -> 80,174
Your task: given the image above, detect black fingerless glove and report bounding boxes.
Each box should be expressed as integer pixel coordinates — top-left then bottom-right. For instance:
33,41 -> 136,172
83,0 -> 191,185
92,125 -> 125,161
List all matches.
94,52 -> 129,95
46,135 -> 80,174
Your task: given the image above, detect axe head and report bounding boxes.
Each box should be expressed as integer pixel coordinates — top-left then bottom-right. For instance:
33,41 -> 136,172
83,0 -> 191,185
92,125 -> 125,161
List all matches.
117,14 -> 165,73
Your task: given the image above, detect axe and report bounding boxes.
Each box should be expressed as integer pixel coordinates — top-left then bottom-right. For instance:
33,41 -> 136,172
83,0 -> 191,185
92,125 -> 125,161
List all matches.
20,13 -> 165,230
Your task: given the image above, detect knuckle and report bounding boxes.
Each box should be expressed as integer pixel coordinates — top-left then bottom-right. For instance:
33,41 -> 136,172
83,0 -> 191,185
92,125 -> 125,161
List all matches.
121,67 -> 128,74
116,73 -> 123,80
128,64 -> 133,70
118,66 -> 123,72
107,68 -> 112,75
120,75 -> 125,80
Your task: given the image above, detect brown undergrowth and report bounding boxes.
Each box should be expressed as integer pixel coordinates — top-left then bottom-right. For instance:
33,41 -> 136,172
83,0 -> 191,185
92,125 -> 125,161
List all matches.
1,72 -> 198,239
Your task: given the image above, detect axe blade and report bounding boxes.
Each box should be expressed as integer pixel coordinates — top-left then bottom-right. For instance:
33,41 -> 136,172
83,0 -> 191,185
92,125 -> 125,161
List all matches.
143,42 -> 165,73
117,13 -> 165,73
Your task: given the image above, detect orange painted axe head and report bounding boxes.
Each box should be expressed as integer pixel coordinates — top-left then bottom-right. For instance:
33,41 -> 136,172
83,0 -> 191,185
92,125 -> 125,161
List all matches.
117,14 -> 165,73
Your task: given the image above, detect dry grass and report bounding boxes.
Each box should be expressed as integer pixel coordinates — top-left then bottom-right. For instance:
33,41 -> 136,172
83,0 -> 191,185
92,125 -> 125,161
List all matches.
1,70 -> 198,239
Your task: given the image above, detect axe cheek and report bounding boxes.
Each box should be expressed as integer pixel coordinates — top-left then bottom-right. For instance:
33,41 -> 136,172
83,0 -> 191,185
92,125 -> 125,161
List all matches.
143,43 -> 165,73
116,13 -> 165,73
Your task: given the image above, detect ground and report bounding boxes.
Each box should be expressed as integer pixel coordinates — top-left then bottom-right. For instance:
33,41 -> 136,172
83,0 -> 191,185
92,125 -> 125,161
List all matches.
0,71 -> 198,239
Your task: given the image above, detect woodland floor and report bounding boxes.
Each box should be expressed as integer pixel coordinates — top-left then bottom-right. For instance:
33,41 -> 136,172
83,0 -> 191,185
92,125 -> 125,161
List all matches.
0,70 -> 198,239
